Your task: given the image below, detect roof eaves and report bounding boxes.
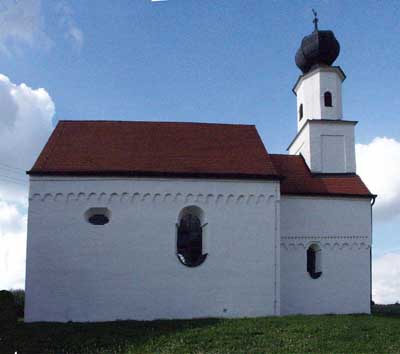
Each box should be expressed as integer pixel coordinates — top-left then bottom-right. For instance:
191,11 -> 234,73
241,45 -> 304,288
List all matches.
281,191 -> 376,199
27,170 -> 284,181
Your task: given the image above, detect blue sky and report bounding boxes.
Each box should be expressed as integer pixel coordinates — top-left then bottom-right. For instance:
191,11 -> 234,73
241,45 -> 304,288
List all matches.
2,0 -> 399,149
0,0 -> 399,301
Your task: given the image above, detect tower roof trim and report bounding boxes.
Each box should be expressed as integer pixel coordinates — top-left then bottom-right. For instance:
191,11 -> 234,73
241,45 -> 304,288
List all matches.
292,65 -> 346,95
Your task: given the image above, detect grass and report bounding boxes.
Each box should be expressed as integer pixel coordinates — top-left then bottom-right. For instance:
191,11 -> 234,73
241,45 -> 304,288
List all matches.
1,305 -> 400,354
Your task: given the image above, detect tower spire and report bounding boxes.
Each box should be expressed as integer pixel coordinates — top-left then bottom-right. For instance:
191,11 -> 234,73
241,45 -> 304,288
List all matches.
312,9 -> 318,31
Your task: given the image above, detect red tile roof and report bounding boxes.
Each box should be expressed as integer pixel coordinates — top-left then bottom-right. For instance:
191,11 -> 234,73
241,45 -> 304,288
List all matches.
270,154 -> 374,198
28,121 -> 279,180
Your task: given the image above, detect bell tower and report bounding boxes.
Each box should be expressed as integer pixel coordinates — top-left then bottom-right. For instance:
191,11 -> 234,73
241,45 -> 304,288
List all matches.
288,12 -> 356,174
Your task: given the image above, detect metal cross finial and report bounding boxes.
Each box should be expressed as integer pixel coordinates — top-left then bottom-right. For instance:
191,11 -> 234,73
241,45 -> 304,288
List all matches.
312,9 -> 318,31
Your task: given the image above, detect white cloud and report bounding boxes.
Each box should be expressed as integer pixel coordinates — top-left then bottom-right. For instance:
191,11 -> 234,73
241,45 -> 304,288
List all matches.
357,137 -> 400,304
373,251 -> 400,304
0,73 -> 54,290
68,26 -> 84,49
56,2 -> 84,50
356,137 -> 400,221
0,0 -> 51,54
0,200 -> 27,290
0,0 -> 84,54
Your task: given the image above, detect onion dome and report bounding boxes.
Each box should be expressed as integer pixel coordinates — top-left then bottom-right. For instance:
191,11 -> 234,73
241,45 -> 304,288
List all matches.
295,11 -> 340,74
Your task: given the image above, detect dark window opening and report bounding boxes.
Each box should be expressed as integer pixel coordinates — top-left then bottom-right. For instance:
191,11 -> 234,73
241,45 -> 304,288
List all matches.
307,244 -> 322,279
177,212 -> 207,267
85,208 -> 111,226
324,91 -> 332,107
88,214 -> 109,225
299,104 -> 303,121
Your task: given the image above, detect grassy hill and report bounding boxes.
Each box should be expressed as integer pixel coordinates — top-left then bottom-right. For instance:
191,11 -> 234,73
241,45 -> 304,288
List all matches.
2,305 -> 400,354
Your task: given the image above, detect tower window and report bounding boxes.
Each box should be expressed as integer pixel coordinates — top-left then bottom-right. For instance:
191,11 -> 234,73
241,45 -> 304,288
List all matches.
177,206 -> 207,267
324,91 -> 333,107
307,244 -> 322,279
299,104 -> 303,121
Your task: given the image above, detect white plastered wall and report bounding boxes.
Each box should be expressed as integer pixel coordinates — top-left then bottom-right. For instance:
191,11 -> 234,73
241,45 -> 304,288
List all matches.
25,177 -> 280,322
288,120 -> 356,173
280,195 -> 372,315
295,67 -> 344,130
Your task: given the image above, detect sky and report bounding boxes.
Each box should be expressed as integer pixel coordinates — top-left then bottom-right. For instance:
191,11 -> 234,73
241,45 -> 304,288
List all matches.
0,0 -> 399,304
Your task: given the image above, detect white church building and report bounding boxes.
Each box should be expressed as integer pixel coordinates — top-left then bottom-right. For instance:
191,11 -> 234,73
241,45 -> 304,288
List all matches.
25,20 -> 375,322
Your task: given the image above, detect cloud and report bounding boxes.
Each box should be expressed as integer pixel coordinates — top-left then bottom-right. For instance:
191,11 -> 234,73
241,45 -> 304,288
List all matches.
68,26 -> 84,49
373,251 -> 400,304
0,0 -> 51,54
56,2 -> 84,50
0,73 -> 54,290
0,0 -> 84,54
356,137 -> 400,221
0,200 -> 27,290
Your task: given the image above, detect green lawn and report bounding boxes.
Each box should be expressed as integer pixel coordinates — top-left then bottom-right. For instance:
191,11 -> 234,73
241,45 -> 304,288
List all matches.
2,305 -> 400,354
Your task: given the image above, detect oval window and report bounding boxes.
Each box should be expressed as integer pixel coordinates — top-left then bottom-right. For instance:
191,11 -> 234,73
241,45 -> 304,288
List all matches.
85,208 -> 111,226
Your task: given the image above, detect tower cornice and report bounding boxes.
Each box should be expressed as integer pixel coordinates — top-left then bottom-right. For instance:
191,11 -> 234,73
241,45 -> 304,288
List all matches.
292,65 -> 346,95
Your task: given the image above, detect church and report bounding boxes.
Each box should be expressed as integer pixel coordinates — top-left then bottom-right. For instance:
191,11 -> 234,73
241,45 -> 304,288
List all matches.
25,19 -> 375,322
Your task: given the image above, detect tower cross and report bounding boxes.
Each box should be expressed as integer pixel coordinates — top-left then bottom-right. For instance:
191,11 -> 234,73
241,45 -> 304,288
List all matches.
312,9 -> 318,31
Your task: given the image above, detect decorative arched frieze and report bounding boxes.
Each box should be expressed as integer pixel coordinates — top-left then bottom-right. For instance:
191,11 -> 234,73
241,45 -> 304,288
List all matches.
29,191 -> 278,208
55,193 -> 64,202
30,193 -> 42,201
236,195 -> 245,205
256,194 -> 265,205
120,192 -> 130,203
216,194 -> 224,205
174,192 -> 183,203
163,193 -> 172,203
246,194 -> 255,205
131,192 -> 141,204
76,192 -> 86,201
98,192 -> 107,203
195,193 -> 204,204
43,193 -> 53,202
141,193 -> 151,202
185,193 -> 194,204
67,193 -> 76,203
281,236 -> 371,251
267,195 -> 275,205
87,192 -> 97,202
206,194 -> 214,204
108,192 -> 119,203
152,193 -> 161,204
226,194 -> 235,205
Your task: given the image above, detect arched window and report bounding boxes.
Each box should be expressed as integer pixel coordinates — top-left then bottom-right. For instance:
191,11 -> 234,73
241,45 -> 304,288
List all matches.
307,244 -> 322,279
324,91 -> 332,107
177,206 -> 207,267
299,104 -> 303,121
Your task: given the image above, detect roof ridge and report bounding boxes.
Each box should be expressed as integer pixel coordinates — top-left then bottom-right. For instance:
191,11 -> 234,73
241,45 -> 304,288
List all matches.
270,153 -> 298,157
57,120 -> 256,127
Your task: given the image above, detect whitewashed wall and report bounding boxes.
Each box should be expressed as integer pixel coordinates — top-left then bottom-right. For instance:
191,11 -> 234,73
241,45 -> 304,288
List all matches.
25,177 -> 280,322
295,67 -> 344,130
280,195 -> 372,315
288,120 -> 356,174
